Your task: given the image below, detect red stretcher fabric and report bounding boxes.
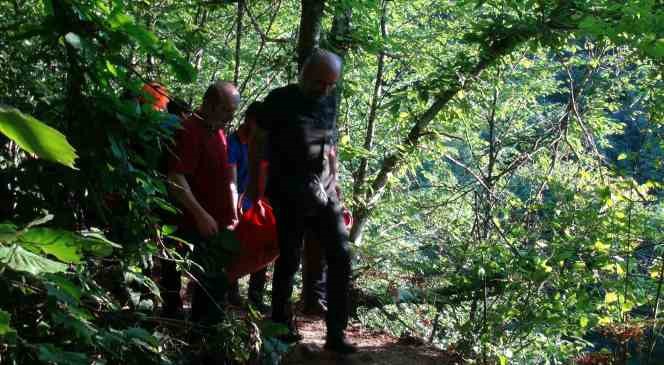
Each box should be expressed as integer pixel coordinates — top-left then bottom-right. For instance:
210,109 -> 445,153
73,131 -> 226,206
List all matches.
226,199 -> 279,282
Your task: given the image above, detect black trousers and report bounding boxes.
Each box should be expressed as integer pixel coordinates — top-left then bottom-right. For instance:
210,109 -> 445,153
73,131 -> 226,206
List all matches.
160,255 -> 183,316
271,196 -> 352,337
229,267 -> 268,304
302,233 -> 327,307
162,230 -> 228,323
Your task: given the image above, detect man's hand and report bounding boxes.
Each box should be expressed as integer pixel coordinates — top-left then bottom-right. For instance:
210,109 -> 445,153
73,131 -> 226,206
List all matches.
226,217 -> 239,231
195,211 -> 219,237
254,200 -> 266,220
169,172 -> 221,237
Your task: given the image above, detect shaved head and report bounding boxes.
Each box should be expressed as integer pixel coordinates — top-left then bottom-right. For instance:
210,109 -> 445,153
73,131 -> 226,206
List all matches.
302,49 -> 342,76
201,80 -> 240,129
204,80 -> 240,107
299,49 -> 342,99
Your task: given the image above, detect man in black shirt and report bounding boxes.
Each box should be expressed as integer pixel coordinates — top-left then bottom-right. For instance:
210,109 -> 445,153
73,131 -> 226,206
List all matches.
247,49 -> 356,354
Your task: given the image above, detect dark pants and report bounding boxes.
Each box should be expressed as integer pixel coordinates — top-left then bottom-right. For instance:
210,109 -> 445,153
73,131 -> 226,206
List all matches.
165,230 -> 228,323
302,233 -> 327,308
271,196 -> 352,337
160,256 -> 183,316
229,267 -> 268,304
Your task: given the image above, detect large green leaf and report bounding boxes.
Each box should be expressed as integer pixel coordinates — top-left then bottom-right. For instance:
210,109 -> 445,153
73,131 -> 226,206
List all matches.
0,107 -> 78,168
18,228 -> 82,263
16,228 -> 120,263
37,344 -> 88,365
0,245 -> 68,275
0,309 -> 15,336
0,224 -> 17,243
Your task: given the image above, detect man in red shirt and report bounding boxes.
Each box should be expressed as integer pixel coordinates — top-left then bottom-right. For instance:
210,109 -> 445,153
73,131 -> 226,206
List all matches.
167,80 -> 240,322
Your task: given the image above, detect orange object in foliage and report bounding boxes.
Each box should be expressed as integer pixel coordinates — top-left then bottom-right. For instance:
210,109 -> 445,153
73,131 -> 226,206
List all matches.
140,82 -> 169,111
226,199 -> 279,282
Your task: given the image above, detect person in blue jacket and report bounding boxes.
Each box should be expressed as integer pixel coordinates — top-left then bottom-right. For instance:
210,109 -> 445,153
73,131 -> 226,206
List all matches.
227,102 -> 269,311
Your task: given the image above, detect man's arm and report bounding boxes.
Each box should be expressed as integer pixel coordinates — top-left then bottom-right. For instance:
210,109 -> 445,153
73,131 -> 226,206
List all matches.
329,146 -> 342,200
168,172 -> 219,237
228,166 -> 239,224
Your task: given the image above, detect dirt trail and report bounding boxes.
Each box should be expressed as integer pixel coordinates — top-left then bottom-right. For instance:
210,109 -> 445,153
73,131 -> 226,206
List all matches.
281,314 -> 463,365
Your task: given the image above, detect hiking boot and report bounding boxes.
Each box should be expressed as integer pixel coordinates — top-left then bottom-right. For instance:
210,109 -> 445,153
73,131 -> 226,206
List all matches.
324,335 -> 357,354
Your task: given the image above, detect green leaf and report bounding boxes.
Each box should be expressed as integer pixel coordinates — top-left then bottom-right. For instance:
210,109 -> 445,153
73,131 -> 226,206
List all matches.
16,228 -> 120,262
45,274 -> 82,304
64,32 -> 82,50
0,223 -> 18,243
647,38 -> 664,59
105,60 -> 118,77
0,309 -> 15,336
593,240 -> 610,254
604,292 -> 618,304
260,320 -> 290,337
161,225 -> 177,236
17,228 -> 83,263
51,310 -> 95,345
0,107 -> 78,168
108,10 -> 134,29
162,41 -> 196,82
123,271 -> 161,298
79,228 -> 122,254
123,23 -> 159,51
38,344 -> 88,365
125,327 -> 159,348
0,245 -> 68,275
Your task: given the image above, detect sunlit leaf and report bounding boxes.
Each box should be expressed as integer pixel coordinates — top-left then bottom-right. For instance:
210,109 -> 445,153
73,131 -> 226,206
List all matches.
0,309 -> 14,336
604,292 -> 618,305
0,107 -> 78,168
0,224 -> 18,243
0,245 -> 68,275
64,32 -> 82,50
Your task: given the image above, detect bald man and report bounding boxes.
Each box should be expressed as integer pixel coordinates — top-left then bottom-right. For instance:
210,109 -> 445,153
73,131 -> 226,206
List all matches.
248,49 -> 356,353
167,80 -> 240,322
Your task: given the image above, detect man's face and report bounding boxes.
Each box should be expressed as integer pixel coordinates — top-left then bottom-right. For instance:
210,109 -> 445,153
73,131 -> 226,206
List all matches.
301,64 -> 340,100
205,92 -> 239,129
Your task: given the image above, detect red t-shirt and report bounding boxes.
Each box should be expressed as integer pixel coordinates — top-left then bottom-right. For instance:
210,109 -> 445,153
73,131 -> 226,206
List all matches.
169,114 -> 233,230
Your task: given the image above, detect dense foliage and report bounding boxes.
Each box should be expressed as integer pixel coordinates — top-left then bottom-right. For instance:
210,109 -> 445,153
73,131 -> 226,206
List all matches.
1,0 -> 663,364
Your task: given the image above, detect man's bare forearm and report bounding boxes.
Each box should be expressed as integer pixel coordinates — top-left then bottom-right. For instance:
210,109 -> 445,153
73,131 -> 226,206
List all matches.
329,146 -> 342,199
229,166 -> 239,217
168,172 -> 209,220
229,185 -> 239,224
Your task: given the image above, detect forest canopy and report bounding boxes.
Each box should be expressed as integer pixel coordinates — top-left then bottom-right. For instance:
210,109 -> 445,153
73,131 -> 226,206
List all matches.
1,0 -> 664,364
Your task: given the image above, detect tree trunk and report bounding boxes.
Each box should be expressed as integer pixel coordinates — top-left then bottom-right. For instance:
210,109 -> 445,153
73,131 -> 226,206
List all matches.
234,0 -> 244,85
350,0 -> 388,244
297,0 -> 326,70
327,2 -> 352,108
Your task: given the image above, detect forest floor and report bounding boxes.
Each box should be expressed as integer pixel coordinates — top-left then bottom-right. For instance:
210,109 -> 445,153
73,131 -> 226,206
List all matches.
281,313 -> 464,365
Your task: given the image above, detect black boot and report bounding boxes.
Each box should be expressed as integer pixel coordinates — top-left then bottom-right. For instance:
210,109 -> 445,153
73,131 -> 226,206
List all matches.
324,332 -> 357,354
